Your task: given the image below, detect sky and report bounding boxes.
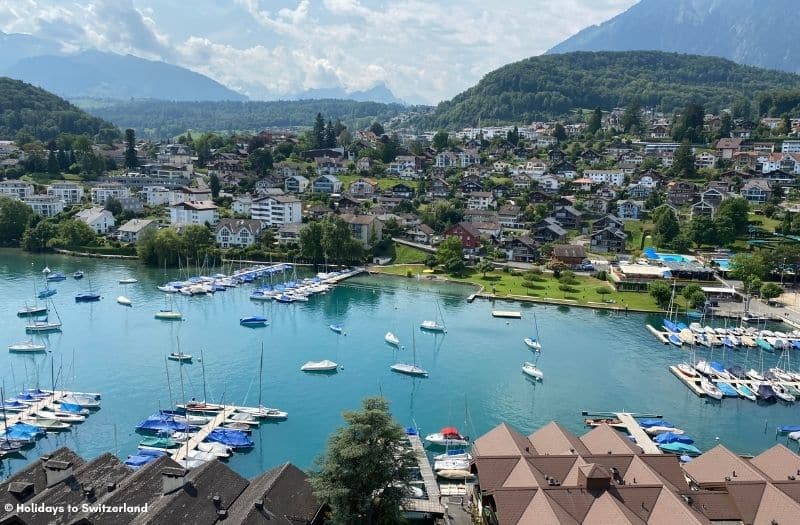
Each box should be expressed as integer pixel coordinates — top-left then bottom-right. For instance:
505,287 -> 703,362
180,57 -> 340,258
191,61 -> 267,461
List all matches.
0,0 -> 638,103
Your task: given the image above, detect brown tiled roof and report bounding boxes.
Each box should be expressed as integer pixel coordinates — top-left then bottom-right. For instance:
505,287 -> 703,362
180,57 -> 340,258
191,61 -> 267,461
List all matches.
750,444 -> 800,481
639,455 -> 691,491
611,486 -> 663,523
520,489 -> 578,525
646,487 -> 710,525
526,456 -> 578,487
582,491 -> 646,524
551,245 -> 585,259
683,445 -> 766,487
0,448 -> 85,510
491,488 -> 536,525
686,491 -> 742,521
581,424 -> 642,455
528,422 -> 590,456
473,423 -> 536,458
474,457 -> 522,493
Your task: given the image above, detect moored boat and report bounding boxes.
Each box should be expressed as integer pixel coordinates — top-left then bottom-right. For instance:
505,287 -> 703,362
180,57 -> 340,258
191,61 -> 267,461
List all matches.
385,332 -> 400,346
736,384 -> 757,401
522,361 -> 543,380
167,352 -> 193,362
117,295 -> 132,306
119,278 -> 138,284
17,305 -> 48,317
301,360 -> 339,372
700,377 -> 723,400
329,324 -> 344,334
523,338 -> 542,351
8,340 -> 46,353
420,320 -> 446,332
239,316 -> 268,327
390,362 -> 428,377
155,309 -> 183,320
75,292 -> 101,302
668,333 -> 683,346
73,271 -> 84,279
436,469 -> 475,480
425,427 -> 469,447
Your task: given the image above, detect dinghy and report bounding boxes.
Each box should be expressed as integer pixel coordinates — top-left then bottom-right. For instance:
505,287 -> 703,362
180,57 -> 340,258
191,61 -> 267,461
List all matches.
155,310 -> 183,320
329,324 -> 344,334
420,320 -> 446,332
385,332 -> 400,346
73,271 -> 84,279
239,316 -> 268,327
117,296 -> 132,306
390,363 -> 428,376
736,384 -> 757,401
75,292 -> 101,302
196,442 -> 232,458
119,278 -> 138,284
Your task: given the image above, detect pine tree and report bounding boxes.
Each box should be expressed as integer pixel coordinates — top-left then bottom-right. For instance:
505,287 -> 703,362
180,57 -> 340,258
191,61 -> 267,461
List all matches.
588,107 -> 602,134
324,119 -> 336,147
313,113 -> 325,149
124,128 -> 138,168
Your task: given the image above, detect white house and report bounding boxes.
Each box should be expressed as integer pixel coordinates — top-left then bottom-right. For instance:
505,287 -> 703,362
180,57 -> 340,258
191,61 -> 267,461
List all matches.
232,194 -> 253,215
117,218 -> 156,243
284,175 -> 310,193
91,183 -> 130,204
348,178 -> 377,198
782,140 -> 800,154
311,175 -> 342,194
694,152 -> 717,169
141,186 -> 171,206
0,180 -> 34,199
467,191 -> 496,210
214,219 -> 263,248
47,182 -> 84,204
169,201 -> 219,225
169,186 -> 212,205
76,206 -> 115,234
250,195 -> 302,226
23,195 -> 64,217
583,169 -> 625,187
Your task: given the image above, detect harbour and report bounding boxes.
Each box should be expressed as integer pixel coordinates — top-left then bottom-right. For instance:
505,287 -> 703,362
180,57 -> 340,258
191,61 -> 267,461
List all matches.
4,248 -> 800,482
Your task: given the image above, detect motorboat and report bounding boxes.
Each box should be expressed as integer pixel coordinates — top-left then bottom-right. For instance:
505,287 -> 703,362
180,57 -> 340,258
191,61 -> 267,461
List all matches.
329,324 -> 344,334
522,362 -> 543,380
716,381 -> 740,397
36,410 -> 85,423
746,369 -> 765,381
769,368 -> 794,382
38,289 -> 57,299
425,427 -> 469,447
8,340 -> 46,353
644,426 -> 684,436
196,442 -> 233,458
168,352 -> 193,362
694,360 -> 713,376
385,332 -> 400,346
420,320 -> 446,332
700,377 -> 723,400
736,384 -> 757,401
73,271 -> 84,279
301,360 -> 339,372
523,338 -> 542,351
117,296 -> 132,306
390,363 -> 428,377
433,450 -> 473,462
236,406 -> 288,420
433,458 -> 470,471
757,383 -> 778,403
46,272 -> 66,282
677,363 -> 697,377
772,383 -> 796,403
436,470 -> 475,480
668,333 -> 683,347
155,310 -> 183,320
119,278 -> 138,284
239,316 -> 268,327
75,292 -> 101,302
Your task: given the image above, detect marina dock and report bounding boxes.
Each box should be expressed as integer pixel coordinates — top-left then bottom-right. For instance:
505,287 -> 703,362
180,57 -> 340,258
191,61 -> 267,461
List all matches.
492,310 -> 522,319
403,433 -> 445,516
1,390 -> 83,427
669,365 -> 800,398
170,407 -> 232,462
646,324 -> 669,344
614,412 -> 662,454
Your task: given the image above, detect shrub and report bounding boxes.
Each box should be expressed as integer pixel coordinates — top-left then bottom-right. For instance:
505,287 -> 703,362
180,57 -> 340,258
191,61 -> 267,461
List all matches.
596,287 -> 611,294
406,270 -> 413,278
594,270 -> 607,281
558,284 -> 577,293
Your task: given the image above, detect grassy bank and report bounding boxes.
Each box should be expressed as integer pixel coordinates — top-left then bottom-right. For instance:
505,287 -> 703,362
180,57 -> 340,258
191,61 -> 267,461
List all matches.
372,264 -> 666,312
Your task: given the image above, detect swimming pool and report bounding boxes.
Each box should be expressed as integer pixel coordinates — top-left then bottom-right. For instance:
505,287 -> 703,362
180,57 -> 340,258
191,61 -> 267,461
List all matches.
713,258 -> 731,271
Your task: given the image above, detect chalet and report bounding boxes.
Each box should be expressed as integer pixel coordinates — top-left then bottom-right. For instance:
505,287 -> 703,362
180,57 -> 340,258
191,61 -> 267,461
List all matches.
274,162 -> 303,179
716,138 -> 743,159
537,174 -> 561,192
428,177 -> 450,199
590,227 -> 627,253
459,179 -> 484,195
591,214 -> 624,233
551,160 -> 577,179
303,147 -> 344,160
311,174 -> 342,194
551,244 -> 585,266
444,222 -> 481,252
764,169 -> 796,187
695,151 -> 717,169
215,218 -> 263,248
596,186 -> 617,200
580,150 -> 602,165
552,205 -> 582,229
616,200 -> 643,220
463,209 -> 498,224
650,123 -> 670,138
666,181 -> 696,206
627,183 -> 652,199
356,157 -> 373,172
389,183 -> 414,199
533,219 -> 567,243
502,236 -> 538,263
511,174 -> 532,191
584,196 -> 611,215
690,200 -> 717,219
408,224 -> 435,245
547,149 -> 566,163
473,221 -> 502,240
527,190 -> 551,203
700,187 -> 726,207
335,194 -> 361,211
284,175 -> 310,193
314,156 -> 345,176
467,191 -> 495,210
619,151 -> 644,165
741,178 -> 772,203
348,178 -> 378,198
491,184 -> 509,199
497,205 -> 522,228
571,177 -> 594,192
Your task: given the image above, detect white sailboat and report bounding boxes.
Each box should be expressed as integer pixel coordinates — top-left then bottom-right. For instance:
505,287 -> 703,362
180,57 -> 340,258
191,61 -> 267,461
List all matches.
117,296 -> 132,306
8,340 -> 46,353
391,330 -> 428,377
523,312 -> 543,351
420,299 -> 447,332
25,299 -> 62,332
522,361 -> 543,380
385,331 -> 400,346
700,377 -> 723,400
237,345 -> 288,419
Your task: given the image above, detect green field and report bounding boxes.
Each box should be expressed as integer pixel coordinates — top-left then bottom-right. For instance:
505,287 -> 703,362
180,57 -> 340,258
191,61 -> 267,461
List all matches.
391,243 -> 429,264
373,264 -> 665,311
336,174 -> 418,192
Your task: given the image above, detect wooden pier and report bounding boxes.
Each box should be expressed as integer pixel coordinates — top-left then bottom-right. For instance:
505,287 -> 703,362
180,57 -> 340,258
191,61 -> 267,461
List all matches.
403,433 -> 445,516
646,324 -> 669,344
171,406 -> 233,462
614,412 -> 662,454
0,390 -> 76,428
669,365 -> 800,398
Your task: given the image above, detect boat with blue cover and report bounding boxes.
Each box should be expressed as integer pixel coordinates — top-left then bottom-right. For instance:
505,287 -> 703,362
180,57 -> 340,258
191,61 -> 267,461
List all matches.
639,419 -> 674,428
716,381 -> 739,397
756,338 -> 774,352
668,333 -> 682,346
240,316 -> 267,327
46,272 -> 66,282
662,319 -> 679,333
757,384 -> 778,403
653,432 -> 694,445
206,428 -> 254,448
778,425 -> 800,434
736,384 -> 757,401
658,442 -> 701,455
37,289 -> 56,299
135,414 -> 197,434
124,449 -> 166,469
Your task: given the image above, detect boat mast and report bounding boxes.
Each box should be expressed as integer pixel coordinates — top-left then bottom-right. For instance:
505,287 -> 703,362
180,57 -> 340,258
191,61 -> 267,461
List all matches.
258,343 -> 264,409
1,385 -> 10,447
164,356 -> 174,409
201,348 -> 208,403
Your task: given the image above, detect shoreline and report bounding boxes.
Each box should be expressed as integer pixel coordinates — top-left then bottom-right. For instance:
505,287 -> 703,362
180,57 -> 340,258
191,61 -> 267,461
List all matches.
368,264 -> 666,314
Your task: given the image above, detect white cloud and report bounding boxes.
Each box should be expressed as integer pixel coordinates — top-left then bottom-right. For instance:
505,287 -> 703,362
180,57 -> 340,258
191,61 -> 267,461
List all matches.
0,0 -> 638,103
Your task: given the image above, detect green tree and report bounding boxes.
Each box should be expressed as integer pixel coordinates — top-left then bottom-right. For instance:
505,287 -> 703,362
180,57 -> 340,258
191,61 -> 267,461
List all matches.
313,113 -> 326,149
311,397 -> 413,525
681,284 -> 703,302
719,113 -> 733,138
209,173 -> 221,199
22,220 -> 58,252
55,219 -> 97,249
300,221 -> 325,266
689,215 -> 716,246
369,121 -> 384,136
729,253 -> 766,293
588,108 -> 602,134
47,150 -> 60,174
672,103 -> 705,143
437,236 -> 465,275
182,224 -> 215,261
716,197 -> 749,236
325,119 -> 337,147
137,227 -> 185,267
713,214 -> 737,245
248,148 -> 273,177
552,123 -> 567,142
670,232 -> 692,253
432,130 -> 449,151
424,254 -> 438,270
0,196 -> 34,246
477,259 -> 494,277
670,141 -> 696,178
648,281 -> 672,309
652,206 -> 679,246
621,99 -> 641,133
760,282 -> 783,301
124,128 -> 138,168
104,197 -> 123,216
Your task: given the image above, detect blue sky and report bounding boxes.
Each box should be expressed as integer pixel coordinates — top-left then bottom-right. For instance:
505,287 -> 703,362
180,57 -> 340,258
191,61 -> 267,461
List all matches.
0,0 -> 637,103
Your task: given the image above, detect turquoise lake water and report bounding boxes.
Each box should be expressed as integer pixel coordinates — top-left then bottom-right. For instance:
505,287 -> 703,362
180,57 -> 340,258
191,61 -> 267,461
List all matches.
1,248 -> 799,480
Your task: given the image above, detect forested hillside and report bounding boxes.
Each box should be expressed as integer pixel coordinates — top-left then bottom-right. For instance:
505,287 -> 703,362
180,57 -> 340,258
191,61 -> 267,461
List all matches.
423,51 -> 800,129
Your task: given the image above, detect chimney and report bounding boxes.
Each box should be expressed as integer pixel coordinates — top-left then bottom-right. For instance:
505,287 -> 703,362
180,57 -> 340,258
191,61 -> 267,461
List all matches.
44,460 -> 74,487
161,467 -> 188,495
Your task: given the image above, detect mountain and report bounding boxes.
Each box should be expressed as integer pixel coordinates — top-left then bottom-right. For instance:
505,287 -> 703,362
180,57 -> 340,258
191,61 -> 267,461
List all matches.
3,50 -> 247,102
82,99 -> 409,138
547,0 -> 800,74
294,83 -> 405,104
0,77 -> 117,140
422,51 -> 800,129
0,31 -> 62,71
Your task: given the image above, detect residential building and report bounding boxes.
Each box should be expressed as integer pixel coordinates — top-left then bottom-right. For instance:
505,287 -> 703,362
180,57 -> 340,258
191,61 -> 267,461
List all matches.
537,174 -> 561,192
277,223 -> 305,244
571,177 -> 593,192
591,214 -> 624,233
0,180 -> 34,199
91,183 -> 130,204
627,182 -> 653,199
690,199 -> 717,219
348,178 -> 378,198
117,218 -> 157,243
463,209 -> 498,224
251,195 -> 302,226
783,140 -> 800,153
169,200 -> 219,225
616,200 -> 643,219
76,206 -> 115,234
694,151 -> 717,169
502,236 -> 538,262
169,186 -> 212,205
532,218 -> 567,243
408,224 -> 435,245
120,196 -> 144,214
699,187 -> 726,207
552,205 -> 582,229
23,195 -> 64,217
551,244 -> 586,265
444,222 -> 481,252
584,196 -> 611,215
590,227 -> 627,253
467,191 -> 495,210
428,177 -> 450,199
716,137 -> 743,159
46,182 -> 84,204
583,169 -> 625,186
215,218 -> 264,248
341,214 -> 383,248
311,174 -> 342,194
388,183 -> 414,199
284,175 -> 310,193
666,181 -> 696,206
141,186 -> 171,206
741,178 -> 772,203
459,179 -> 484,195
232,194 -> 253,215
497,205 -> 522,228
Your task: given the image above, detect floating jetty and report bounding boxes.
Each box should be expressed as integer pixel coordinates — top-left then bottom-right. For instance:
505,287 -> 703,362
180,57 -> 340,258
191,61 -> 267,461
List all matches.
669,365 -> 800,399
403,432 -> 445,516
171,407 -> 232,462
492,310 -> 522,319
646,324 -> 669,344
582,411 -> 663,453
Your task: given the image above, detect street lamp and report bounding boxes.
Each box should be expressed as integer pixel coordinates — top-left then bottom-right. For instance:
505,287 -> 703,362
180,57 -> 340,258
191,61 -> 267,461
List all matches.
781,257 -> 787,285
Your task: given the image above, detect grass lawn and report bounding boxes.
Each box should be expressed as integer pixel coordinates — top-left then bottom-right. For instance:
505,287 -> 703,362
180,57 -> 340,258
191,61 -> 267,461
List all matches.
748,212 -> 780,233
337,174 -> 418,192
392,243 -> 430,264
373,264 -> 665,311
626,220 -> 654,253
